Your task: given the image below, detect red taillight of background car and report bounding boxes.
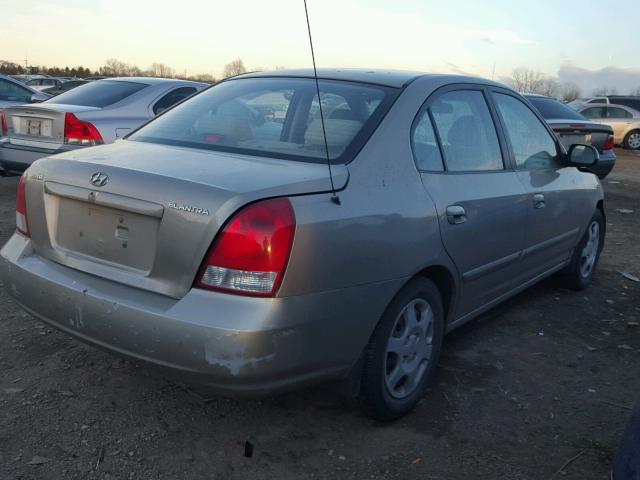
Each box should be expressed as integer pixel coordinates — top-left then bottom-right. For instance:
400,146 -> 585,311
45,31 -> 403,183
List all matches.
1,111 -> 8,136
196,198 -> 296,297
16,171 -> 29,237
603,135 -> 615,151
64,112 -> 103,146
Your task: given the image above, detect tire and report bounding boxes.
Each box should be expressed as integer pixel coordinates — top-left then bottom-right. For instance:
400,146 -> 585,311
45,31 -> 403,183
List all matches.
561,209 -> 605,290
624,130 -> 640,150
361,278 -> 444,420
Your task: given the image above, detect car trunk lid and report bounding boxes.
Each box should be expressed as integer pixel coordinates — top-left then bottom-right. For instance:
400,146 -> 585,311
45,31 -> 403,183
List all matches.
546,119 -> 613,153
24,140 -> 348,298
5,104 -> 101,149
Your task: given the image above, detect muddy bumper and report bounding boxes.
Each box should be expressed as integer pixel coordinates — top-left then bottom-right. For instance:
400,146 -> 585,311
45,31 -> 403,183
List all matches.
0,233 -> 401,395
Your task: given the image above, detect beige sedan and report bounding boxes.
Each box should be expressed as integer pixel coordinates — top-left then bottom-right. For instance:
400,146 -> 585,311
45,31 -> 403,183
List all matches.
579,103 -> 640,150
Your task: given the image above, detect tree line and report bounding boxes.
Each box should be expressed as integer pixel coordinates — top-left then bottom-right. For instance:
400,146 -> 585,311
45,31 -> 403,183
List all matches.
503,67 -> 640,101
0,57 -> 251,84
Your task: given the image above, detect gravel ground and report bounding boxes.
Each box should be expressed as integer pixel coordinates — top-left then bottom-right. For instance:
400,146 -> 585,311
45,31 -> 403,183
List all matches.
1,150 -> 639,480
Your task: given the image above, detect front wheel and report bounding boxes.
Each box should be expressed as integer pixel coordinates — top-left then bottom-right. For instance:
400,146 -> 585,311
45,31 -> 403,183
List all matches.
361,278 -> 444,420
561,209 -> 605,290
624,130 -> 640,150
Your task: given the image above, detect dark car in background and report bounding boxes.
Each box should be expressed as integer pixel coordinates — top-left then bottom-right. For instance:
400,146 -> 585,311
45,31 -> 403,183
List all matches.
42,80 -> 89,96
525,94 -> 616,178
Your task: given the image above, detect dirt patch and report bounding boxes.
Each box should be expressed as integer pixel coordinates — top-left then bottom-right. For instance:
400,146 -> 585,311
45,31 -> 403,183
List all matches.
1,151 -> 639,479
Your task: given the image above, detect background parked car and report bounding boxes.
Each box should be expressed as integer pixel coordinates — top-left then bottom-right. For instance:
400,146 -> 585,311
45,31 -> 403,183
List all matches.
0,74 -> 50,110
42,79 -> 89,96
578,103 -> 640,150
25,77 -> 65,91
525,94 -> 616,178
0,77 -> 208,173
569,95 -> 640,112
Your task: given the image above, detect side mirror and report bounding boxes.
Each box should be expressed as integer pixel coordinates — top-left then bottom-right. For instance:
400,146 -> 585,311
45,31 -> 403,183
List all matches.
30,93 -> 50,103
567,144 -> 599,167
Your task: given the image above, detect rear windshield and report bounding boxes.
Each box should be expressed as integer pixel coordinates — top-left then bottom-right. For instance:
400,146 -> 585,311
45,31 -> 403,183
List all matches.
128,77 -> 398,164
527,97 -> 586,121
46,80 -> 148,108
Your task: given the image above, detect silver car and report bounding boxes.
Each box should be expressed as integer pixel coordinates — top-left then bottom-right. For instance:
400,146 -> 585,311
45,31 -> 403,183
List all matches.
0,74 -> 50,109
0,70 -> 605,418
0,77 -> 208,173
578,103 -> 640,150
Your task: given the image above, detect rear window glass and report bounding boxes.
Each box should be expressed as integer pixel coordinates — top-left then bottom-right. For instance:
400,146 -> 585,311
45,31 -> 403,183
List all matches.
128,77 -> 397,164
47,80 -> 148,108
526,97 -> 586,121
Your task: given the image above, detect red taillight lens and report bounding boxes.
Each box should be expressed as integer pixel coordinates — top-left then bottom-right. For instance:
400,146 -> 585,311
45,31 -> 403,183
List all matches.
196,198 -> 296,297
603,135 -> 614,151
16,171 -> 29,237
64,112 -> 103,146
1,111 -> 8,136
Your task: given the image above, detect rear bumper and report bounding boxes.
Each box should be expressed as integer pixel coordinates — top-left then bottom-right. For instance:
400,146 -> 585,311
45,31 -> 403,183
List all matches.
0,233 -> 402,396
0,141 -> 81,173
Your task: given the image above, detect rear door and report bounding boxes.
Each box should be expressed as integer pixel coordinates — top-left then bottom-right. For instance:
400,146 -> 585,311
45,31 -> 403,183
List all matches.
603,106 -> 634,141
415,86 -> 528,316
490,89 -> 592,278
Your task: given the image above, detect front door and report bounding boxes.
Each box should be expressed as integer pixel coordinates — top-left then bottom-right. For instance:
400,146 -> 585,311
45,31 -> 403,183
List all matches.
413,87 -> 528,316
490,89 -> 593,278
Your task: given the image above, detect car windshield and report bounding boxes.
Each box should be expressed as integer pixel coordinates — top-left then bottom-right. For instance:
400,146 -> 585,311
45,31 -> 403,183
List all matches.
128,77 -> 398,164
527,97 -> 587,121
46,80 -> 148,107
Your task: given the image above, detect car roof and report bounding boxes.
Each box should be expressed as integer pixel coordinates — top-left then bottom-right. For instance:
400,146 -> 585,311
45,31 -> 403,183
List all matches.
522,93 -> 555,99
106,77 -> 207,87
232,68 -> 448,88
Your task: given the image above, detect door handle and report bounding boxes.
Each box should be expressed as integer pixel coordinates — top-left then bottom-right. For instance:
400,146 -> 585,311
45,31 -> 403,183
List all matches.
446,205 -> 467,224
533,193 -> 546,209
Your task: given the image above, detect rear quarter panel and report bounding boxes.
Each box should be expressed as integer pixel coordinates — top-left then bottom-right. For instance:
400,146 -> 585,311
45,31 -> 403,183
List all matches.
280,75 -> 460,316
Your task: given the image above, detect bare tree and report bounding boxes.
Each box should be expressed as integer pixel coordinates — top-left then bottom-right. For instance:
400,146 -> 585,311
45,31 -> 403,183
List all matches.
149,63 -> 174,78
99,58 -> 132,77
561,82 -> 581,102
631,86 -> 640,96
539,78 -> 560,97
192,73 -> 218,84
593,86 -> 618,96
508,68 -> 545,94
222,58 -> 247,79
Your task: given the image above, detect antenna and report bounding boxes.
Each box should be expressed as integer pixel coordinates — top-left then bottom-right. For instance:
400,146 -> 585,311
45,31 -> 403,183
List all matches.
303,0 -> 341,205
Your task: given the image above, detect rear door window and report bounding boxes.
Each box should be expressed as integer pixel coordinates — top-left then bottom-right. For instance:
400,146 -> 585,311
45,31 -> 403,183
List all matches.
153,87 -> 198,115
430,90 -> 503,171
47,80 -> 148,107
581,107 -> 604,119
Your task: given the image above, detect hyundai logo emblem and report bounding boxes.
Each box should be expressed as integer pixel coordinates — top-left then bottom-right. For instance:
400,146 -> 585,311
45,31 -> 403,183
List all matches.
90,172 -> 109,187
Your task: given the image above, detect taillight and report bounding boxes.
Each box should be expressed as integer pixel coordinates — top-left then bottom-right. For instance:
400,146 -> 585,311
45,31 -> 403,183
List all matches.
603,135 -> 614,151
16,171 -> 29,237
1,111 -> 7,136
196,198 -> 296,297
64,112 -> 103,146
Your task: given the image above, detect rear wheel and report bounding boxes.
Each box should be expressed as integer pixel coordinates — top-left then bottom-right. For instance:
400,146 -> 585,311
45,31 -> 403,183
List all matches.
361,278 -> 444,420
561,209 -> 604,290
624,130 -> 640,150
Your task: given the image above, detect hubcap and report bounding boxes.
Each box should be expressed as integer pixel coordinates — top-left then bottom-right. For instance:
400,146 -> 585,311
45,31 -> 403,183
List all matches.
384,298 -> 434,399
579,220 -> 600,278
629,133 -> 640,150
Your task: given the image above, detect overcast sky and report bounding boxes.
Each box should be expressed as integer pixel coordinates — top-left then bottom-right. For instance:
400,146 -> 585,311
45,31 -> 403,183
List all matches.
2,0 -> 640,92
